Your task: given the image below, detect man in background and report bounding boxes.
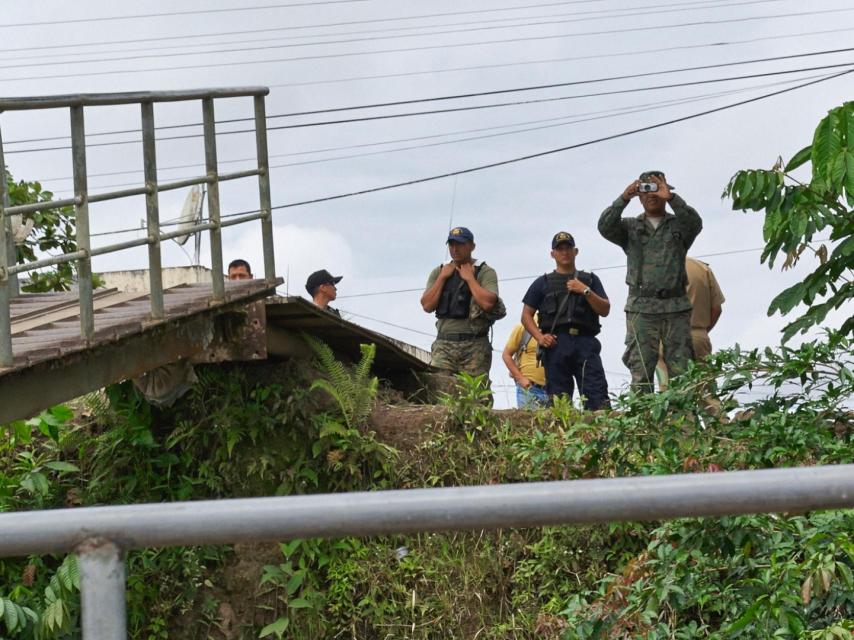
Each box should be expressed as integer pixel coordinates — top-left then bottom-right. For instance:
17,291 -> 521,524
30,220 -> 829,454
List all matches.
502,317 -> 547,408
657,257 -> 725,388
227,259 -> 252,280
305,269 -> 343,316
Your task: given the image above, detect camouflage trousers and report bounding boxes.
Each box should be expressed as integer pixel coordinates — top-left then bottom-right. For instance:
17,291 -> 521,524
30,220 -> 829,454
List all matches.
430,335 -> 493,381
623,310 -> 693,394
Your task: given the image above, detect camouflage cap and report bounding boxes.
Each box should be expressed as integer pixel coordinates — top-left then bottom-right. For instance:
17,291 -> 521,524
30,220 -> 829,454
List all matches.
638,170 -> 675,190
551,231 -> 575,249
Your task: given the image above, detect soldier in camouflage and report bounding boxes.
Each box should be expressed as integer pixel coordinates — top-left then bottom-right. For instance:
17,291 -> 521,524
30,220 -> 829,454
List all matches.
598,171 -> 703,393
421,227 -> 505,383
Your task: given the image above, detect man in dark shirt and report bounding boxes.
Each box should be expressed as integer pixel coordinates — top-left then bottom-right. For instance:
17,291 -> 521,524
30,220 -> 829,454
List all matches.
521,232 -> 611,409
305,269 -> 342,317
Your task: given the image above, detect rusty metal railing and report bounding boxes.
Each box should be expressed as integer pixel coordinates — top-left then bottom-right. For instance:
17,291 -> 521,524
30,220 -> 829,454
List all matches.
0,88 -> 277,366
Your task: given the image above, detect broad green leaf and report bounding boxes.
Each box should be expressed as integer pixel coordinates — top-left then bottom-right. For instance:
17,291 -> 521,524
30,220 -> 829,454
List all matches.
4,598 -> 19,632
812,108 -> 842,184
44,461 -> 79,473
785,144 -> 812,171
725,598 -> 763,635
751,170 -> 767,204
830,151 -> 847,192
259,617 -> 289,638
845,151 -> 854,201
0,597 -> 4,617
769,281 -> 806,315
288,598 -> 313,609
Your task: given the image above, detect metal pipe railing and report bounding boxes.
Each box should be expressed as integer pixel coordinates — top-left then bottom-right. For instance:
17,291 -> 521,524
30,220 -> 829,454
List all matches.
0,87 -> 279,363
1,465 -> 852,557
0,465 -> 851,638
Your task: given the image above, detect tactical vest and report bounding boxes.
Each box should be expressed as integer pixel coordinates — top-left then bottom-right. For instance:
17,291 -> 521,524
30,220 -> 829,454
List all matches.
625,216 -> 688,296
538,271 -> 601,335
436,264 -> 483,319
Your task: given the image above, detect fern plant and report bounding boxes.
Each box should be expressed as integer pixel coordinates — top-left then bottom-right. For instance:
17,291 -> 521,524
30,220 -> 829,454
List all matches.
304,337 -> 379,430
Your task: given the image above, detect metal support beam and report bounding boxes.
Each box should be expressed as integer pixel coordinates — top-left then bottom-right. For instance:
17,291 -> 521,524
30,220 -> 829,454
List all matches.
0,464 -> 852,557
202,98 -> 224,302
0,121 -> 13,366
70,106 -> 94,341
141,102 -> 164,319
254,95 -> 276,283
77,539 -> 126,640
0,121 -> 20,298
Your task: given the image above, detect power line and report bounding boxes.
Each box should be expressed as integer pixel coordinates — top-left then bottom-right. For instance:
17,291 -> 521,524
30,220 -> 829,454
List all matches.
267,25 -> 854,89
0,1 -> 368,30
6,57 -> 851,155
0,0 -> 783,62
1,6 -> 850,84
5,40 -> 848,147
264,69 -> 852,211
43,75 -> 823,187
0,0 -> 790,70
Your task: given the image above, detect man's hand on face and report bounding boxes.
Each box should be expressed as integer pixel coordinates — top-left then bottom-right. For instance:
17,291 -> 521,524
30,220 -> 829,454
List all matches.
649,175 -> 673,201
439,262 -> 457,280
622,180 -> 640,202
537,333 -> 557,349
457,261 -> 476,282
566,278 -> 588,294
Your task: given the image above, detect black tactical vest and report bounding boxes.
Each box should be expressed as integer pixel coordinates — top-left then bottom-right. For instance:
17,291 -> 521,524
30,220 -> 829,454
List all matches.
436,264 -> 483,319
537,271 -> 601,335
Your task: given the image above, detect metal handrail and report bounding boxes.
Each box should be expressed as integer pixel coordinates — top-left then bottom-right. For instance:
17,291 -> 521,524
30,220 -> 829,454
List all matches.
0,465 -> 852,639
0,88 -> 276,367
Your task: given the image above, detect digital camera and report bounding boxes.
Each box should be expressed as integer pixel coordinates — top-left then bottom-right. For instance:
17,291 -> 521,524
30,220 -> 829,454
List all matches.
638,182 -> 658,193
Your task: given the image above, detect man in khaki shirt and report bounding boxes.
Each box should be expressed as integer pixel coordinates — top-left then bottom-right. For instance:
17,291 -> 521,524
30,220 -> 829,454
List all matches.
657,257 -> 725,387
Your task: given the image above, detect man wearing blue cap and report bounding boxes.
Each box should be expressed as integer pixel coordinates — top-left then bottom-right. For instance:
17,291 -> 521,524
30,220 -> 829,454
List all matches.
521,231 -> 611,409
598,171 -> 702,393
421,226 -> 504,380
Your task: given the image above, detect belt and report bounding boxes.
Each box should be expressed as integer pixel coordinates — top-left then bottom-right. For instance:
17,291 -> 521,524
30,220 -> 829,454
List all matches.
552,324 -> 596,337
629,285 -> 684,299
437,331 -> 489,342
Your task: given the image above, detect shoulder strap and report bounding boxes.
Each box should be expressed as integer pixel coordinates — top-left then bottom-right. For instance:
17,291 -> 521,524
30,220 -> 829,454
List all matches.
513,328 -> 533,364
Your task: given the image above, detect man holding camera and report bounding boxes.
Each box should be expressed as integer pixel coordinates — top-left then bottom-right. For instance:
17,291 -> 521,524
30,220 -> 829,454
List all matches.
421,226 -> 504,380
520,231 -> 611,409
598,171 -> 702,393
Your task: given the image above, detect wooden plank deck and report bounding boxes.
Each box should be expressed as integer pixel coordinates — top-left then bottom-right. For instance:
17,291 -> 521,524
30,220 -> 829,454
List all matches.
0,279 -> 280,422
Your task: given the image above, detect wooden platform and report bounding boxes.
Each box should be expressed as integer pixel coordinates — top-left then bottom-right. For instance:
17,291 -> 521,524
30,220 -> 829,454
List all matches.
0,279 -> 280,423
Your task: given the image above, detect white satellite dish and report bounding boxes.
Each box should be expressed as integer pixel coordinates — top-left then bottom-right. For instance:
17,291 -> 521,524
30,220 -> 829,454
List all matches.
172,185 -> 205,265
173,185 -> 204,246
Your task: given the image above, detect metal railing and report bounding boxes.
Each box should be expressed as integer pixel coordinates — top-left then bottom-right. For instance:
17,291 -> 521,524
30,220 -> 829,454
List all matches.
0,464 -> 852,639
0,88 -> 277,367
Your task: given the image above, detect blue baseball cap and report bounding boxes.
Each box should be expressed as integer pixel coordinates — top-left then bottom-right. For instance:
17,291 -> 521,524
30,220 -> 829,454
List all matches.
447,226 -> 474,243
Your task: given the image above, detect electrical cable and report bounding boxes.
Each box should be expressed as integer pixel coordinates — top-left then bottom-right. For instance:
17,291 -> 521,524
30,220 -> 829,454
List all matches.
0,0 -> 740,54
5,41 -> 849,146
6,57 -> 851,155
0,1 -> 368,30
0,0 -> 788,63
43,72 -> 829,190
1,6 -> 850,84
263,69 -> 853,211
0,0 -> 794,70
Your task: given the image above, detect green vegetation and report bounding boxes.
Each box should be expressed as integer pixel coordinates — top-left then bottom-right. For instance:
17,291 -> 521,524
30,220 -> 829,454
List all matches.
0,332 -> 851,638
4,170 -> 79,293
1,103 -> 852,639
724,100 -> 854,342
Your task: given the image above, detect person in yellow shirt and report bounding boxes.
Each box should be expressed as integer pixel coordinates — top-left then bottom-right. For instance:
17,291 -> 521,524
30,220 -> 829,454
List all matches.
657,256 -> 725,388
502,320 -> 548,408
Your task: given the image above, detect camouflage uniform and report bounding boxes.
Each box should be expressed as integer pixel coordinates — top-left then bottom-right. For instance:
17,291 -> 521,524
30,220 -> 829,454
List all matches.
426,262 -> 501,379
598,192 -> 702,393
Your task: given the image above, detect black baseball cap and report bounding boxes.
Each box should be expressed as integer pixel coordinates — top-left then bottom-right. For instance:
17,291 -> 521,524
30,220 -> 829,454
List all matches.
305,269 -> 343,295
551,231 -> 576,249
639,170 -> 675,189
447,226 -> 474,243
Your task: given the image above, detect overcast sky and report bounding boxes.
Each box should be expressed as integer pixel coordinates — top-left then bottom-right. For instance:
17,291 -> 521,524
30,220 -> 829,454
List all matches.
2,0 -> 852,407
